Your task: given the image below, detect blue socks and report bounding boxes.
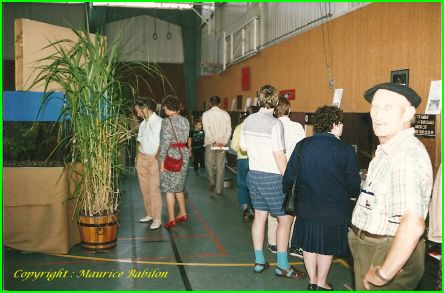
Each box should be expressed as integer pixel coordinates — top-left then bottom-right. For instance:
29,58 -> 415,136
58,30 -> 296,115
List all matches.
254,250 -> 265,272
277,252 -> 290,270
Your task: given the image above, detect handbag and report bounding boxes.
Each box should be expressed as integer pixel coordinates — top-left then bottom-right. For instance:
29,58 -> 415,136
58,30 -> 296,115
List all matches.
163,118 -> 184,172
283,140 -> 306,215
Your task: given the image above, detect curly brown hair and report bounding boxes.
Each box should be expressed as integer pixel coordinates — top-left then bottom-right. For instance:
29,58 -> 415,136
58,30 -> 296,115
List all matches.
314,106 -> 343,133
162,95 -> 183,112
258,85 -> 279,109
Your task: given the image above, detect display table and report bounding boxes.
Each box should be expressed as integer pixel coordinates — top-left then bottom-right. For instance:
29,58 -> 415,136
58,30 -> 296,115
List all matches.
3,167 -> 80,254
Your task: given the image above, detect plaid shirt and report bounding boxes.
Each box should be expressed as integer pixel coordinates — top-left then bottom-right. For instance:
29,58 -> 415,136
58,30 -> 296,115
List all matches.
351,128 -> 433,236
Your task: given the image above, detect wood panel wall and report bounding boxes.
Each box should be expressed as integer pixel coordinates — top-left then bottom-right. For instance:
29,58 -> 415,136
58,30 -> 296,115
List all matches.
124,63 -> 186,108
196,2 -> 441,173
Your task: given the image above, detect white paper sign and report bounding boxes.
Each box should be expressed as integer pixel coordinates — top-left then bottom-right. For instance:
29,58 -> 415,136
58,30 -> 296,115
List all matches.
253,97 -> 258,106
425,80 -> 442,115
332,89 -> 343,108
245,97 -> 251,111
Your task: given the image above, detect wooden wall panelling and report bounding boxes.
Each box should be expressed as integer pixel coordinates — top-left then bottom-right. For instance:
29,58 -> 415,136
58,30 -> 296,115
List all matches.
196,3 -> 440,113
196,2 -> 441,171
125,63 -> 186,108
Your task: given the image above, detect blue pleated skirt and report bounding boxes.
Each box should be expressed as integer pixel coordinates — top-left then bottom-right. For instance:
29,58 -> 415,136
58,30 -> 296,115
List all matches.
294,218 -> 350,256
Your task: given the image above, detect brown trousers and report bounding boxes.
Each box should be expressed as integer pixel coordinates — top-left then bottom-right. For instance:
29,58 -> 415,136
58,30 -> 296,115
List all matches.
348,229 -> 425,290
136,152 -> 162,220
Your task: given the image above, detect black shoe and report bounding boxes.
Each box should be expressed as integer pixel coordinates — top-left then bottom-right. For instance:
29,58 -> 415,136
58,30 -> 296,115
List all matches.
242,208 -> 250,222
266,244 -> 277,254
317,283 -> 334,291
289,247 -> 304,258
307,284 -> 318,291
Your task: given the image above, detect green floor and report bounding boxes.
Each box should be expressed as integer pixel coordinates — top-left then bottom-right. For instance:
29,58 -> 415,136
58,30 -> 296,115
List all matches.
3,168 -> 437,291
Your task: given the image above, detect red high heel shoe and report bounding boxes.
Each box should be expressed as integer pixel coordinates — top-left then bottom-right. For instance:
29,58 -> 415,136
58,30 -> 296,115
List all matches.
163,220 -> 176,229
175,214 -> 188,223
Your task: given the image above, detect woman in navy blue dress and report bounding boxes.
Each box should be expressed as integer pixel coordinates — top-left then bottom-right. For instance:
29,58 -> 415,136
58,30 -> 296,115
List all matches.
283,106 -> 361,290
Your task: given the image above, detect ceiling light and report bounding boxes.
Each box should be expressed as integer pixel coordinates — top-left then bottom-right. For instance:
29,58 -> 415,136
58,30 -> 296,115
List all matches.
92,2 -> 193,10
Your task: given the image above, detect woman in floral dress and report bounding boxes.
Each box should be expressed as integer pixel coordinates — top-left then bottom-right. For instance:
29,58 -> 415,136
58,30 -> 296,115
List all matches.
158,95 -> 190,229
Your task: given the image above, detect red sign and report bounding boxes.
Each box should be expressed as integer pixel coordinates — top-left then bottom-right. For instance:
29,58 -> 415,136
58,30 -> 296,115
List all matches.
241,67 -> 250,91
279,89 -> 296,100
222,97 -> 228,109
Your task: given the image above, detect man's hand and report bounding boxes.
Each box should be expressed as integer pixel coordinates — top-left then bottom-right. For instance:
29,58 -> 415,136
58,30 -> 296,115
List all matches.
363,266 -> 387,289
160,161 -> 165,173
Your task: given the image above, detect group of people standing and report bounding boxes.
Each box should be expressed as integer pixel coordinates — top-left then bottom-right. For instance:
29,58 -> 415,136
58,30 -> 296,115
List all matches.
133,94 -> 233,231
133,81 -> 435,291
238,82 -> 434,291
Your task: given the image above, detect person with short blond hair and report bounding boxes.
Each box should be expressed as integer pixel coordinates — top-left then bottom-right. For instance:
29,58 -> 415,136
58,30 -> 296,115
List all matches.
240,85 -> 305,279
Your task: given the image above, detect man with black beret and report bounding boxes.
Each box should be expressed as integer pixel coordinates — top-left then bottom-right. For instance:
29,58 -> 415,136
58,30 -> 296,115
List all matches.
348,82 -> 433,290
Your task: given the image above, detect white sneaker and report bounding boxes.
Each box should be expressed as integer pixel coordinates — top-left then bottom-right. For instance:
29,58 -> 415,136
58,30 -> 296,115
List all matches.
150,220 -> 162,230
139,215 -> 153,223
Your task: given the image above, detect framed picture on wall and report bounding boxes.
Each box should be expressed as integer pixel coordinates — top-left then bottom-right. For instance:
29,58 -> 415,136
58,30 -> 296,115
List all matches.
391,69 -> 409,86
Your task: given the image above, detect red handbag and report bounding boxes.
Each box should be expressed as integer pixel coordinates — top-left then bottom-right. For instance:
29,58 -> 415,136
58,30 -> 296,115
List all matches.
164,155 -> 183,172
163,118 -> 184,173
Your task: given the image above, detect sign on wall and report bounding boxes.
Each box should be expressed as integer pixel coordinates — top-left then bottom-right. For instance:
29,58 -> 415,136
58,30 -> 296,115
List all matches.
414,114 -> 436,137
279,89 -> 296,100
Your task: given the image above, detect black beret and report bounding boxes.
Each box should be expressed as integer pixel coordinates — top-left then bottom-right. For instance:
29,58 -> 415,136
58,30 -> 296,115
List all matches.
364,82 -> 422,108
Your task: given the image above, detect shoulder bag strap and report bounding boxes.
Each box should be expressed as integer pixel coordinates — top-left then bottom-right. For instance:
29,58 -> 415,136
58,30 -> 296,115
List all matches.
292,139 -> 307,191
168,117 -> 183,160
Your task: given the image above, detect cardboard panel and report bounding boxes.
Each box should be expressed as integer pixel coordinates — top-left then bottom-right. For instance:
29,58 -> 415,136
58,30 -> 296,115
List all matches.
15,18 -> 95,92
3,167 -> 80,254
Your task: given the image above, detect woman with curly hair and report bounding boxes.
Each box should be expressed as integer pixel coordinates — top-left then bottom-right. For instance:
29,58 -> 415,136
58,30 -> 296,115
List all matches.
283,106 -> 361,290
158,95 -> 190,229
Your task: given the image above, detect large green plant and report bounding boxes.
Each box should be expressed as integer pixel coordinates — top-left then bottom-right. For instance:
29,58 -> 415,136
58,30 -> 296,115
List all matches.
32,29 -> 164,216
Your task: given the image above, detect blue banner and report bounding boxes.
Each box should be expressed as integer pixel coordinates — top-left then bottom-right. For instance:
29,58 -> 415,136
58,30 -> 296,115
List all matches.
3,91 -> 65,122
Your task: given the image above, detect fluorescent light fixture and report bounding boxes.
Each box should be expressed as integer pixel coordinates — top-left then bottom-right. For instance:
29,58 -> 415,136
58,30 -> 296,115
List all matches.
92,2 -> 193,10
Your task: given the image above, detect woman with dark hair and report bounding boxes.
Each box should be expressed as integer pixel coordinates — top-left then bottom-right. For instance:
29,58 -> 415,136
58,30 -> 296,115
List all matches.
283,106 -> 361,290
159,95 -> 190,229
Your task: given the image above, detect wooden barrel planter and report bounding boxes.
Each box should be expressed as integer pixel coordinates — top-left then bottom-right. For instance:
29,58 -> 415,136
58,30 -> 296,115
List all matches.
78,213 -> 119,252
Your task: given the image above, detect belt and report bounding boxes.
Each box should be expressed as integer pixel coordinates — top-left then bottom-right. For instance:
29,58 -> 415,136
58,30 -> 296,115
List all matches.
350,224 -> 393,240
170,143 -> 187,148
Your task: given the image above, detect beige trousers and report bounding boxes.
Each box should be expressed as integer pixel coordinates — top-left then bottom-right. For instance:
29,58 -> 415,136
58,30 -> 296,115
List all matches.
267,214 -> 296,246
205,145 -> 226,194
136,152 -> 162,220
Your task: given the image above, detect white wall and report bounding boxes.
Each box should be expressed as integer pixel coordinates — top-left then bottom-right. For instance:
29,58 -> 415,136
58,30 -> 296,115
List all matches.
105,15 -> 184,63
199,2 -> 369,74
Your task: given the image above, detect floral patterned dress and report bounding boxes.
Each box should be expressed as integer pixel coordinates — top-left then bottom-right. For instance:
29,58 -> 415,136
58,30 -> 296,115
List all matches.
159,115 -> 190,192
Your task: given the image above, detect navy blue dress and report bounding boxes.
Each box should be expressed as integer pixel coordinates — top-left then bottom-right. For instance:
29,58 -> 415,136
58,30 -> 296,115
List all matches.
283,133 -> 361,256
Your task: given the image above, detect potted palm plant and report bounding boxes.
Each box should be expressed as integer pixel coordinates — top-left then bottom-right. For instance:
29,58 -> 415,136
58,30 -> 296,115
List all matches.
32,28 -> 164,251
